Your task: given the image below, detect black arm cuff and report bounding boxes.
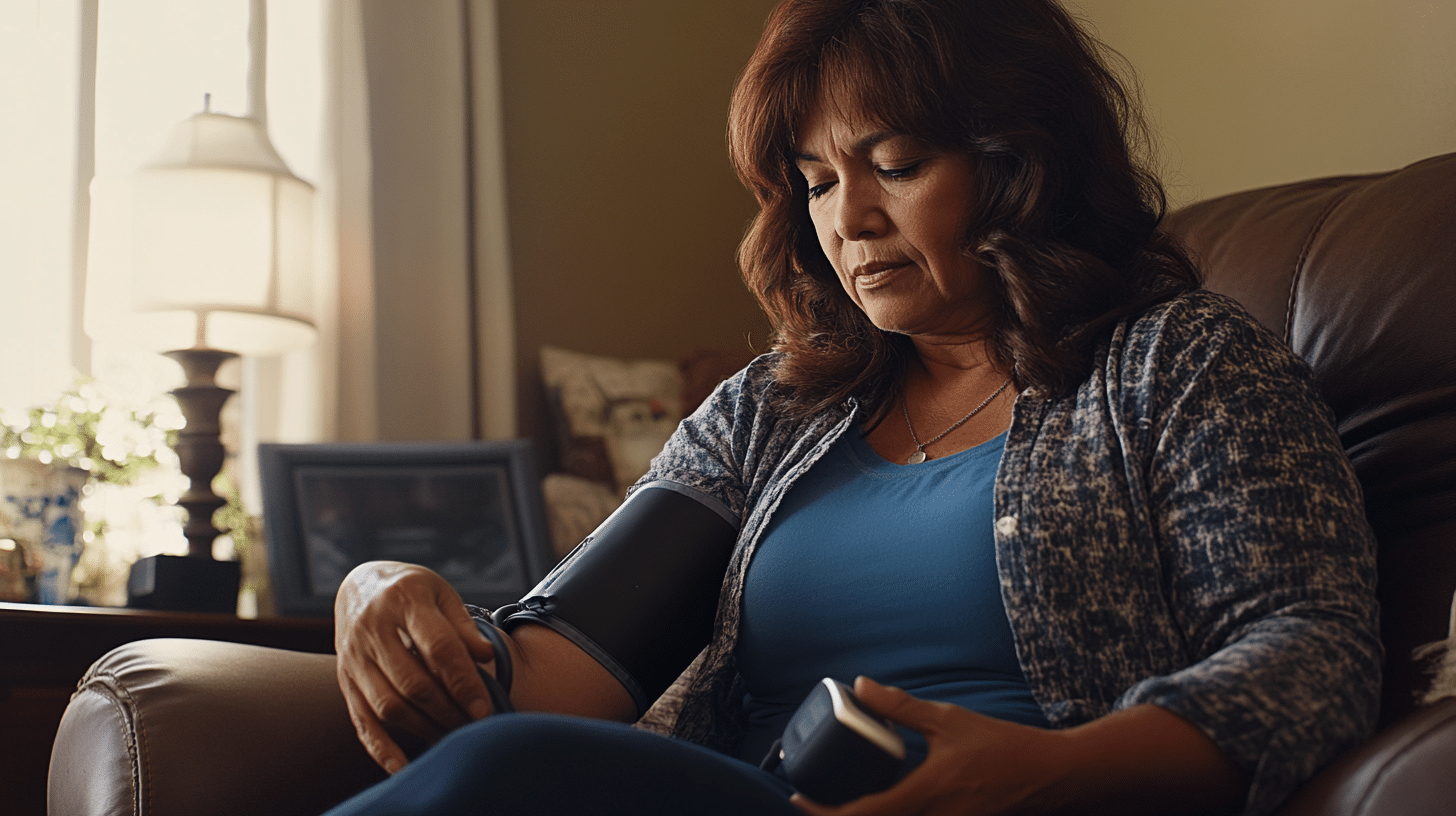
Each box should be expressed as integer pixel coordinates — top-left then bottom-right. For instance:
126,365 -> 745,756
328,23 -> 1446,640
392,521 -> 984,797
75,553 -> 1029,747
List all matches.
496,483 -> 738,717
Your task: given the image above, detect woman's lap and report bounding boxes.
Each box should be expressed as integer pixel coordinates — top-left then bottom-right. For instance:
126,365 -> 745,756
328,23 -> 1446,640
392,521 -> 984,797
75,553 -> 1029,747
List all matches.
322,713 -> 800,816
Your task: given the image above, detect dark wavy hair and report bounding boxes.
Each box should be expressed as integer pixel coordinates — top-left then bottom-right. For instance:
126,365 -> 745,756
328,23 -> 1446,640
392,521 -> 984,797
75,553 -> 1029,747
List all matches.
729,0 -> 1200,419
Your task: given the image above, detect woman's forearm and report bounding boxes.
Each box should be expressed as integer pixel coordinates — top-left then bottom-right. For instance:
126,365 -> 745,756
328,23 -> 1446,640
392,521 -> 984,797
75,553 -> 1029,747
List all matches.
334,561 -> 635,773
1043,703 -> 1246,815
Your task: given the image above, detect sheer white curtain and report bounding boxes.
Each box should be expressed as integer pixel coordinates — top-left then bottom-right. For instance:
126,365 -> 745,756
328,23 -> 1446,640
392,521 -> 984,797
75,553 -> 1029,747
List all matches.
0,1 -> 89,413
0,0 -> 376,604
238,0 -> 378,513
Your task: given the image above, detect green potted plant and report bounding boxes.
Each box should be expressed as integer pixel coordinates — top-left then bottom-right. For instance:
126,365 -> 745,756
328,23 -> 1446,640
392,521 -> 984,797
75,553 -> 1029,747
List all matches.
0,380 -> 179,605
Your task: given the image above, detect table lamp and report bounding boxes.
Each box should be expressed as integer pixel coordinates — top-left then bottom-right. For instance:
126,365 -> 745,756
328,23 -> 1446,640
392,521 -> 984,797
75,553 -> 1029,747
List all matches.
84,106 -> 315,613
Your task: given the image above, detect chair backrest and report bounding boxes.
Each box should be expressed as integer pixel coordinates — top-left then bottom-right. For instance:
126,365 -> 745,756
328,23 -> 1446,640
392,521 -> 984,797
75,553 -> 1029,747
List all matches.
1163,153 -> 1456,726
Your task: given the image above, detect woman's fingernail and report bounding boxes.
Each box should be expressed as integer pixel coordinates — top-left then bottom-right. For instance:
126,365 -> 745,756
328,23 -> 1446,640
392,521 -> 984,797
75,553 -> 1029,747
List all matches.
384,758 -> 403,774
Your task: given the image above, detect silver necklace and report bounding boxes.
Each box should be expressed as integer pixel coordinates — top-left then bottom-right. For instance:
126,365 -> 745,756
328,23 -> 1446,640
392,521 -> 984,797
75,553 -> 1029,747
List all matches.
901,378 -> 1011,464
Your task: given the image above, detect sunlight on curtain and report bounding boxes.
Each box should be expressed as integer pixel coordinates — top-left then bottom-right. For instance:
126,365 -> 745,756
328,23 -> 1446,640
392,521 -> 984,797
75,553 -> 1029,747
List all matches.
1,0 -> 349,607
0,1 -> 85,414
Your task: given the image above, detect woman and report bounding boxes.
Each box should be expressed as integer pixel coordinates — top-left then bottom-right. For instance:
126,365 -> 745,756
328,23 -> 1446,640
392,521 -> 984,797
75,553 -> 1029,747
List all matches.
328,1 -> 1380,814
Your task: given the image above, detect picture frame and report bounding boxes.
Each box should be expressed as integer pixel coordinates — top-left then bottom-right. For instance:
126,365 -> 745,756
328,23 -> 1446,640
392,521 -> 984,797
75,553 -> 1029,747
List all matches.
258,439 -> 555,617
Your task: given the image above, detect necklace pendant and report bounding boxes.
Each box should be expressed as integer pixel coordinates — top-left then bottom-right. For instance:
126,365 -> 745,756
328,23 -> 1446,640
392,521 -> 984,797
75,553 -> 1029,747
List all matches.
899,377 -> 1012,467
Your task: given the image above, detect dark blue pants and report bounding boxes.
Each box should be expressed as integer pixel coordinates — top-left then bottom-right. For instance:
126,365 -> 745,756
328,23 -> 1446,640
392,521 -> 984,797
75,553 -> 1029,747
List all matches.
322,713 -> 800,815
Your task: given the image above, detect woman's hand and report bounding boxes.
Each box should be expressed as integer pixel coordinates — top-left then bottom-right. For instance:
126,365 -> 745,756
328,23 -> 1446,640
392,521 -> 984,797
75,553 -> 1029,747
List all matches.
334,561 -> 501,774
791,677 -> 1066,816
790,677 -> 1245,816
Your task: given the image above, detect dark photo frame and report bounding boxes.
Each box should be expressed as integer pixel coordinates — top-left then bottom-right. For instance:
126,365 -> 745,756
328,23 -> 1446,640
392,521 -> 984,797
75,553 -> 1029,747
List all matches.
258,439 -> 555,617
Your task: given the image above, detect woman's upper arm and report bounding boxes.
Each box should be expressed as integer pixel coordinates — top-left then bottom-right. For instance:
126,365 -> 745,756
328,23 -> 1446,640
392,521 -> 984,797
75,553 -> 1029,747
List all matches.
1145,305 -> 1378,653
1128,300 -> 1382,812
505,621 -> 638,722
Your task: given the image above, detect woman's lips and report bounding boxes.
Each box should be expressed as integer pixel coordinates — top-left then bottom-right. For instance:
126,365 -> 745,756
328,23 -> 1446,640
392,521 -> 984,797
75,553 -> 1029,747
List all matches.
851,261 -> 911,288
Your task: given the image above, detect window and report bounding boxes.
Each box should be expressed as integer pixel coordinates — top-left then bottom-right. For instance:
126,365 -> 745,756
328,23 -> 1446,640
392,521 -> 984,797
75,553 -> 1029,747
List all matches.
1,0 -> 329,609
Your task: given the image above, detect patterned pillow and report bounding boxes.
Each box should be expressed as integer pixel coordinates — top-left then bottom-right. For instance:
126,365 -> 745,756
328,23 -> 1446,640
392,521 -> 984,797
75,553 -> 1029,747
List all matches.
540,346 -> 684,493
1415,588 -> 1456,704
540,472 -> 622,557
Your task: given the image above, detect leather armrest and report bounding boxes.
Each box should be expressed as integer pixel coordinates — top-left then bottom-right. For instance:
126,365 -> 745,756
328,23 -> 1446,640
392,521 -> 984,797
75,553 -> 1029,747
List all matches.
1278,696 -> 1456,815
48,638 -> 385,816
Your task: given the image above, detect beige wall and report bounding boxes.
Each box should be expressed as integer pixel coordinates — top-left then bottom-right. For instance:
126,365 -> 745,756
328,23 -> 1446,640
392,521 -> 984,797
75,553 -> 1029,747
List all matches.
1069,0 -> 1456,207
497,0 -> 778,463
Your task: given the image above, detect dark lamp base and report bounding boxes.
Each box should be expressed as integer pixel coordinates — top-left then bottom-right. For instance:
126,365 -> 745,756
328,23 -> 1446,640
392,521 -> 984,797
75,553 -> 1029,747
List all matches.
126,554 -> 241,614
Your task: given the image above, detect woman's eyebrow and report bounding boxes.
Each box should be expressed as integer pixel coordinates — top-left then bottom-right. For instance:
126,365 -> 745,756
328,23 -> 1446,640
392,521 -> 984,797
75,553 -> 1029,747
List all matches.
793,130 -> 898,167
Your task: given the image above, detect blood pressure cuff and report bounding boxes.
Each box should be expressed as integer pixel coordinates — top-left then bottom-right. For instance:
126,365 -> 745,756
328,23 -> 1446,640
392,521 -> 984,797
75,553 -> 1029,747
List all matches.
493,482 -> 738,716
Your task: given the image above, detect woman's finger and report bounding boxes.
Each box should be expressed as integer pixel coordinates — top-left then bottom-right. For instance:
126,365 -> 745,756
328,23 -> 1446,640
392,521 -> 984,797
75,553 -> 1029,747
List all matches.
789,679 -> 1034,816
334,560 -> 507,773
852,676 -> 960,736
785,680 -> 947,816
371,618 -> 476,731
355,651 -> 453,742
403,602 -> 498,720
346,565 -> 493,728
338,672 -> 412,774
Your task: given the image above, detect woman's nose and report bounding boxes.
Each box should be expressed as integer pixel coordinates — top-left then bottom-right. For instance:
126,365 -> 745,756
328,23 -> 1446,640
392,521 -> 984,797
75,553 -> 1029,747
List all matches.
834,178 -> 888,241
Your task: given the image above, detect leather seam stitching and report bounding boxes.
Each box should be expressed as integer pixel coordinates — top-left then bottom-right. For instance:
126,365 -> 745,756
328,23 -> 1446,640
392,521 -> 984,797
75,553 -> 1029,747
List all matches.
88,671 -> 149,816
1285,192 -> 1350,346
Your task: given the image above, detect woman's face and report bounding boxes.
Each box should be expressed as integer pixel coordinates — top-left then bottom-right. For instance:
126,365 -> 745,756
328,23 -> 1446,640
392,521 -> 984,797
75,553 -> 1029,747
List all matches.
794,104 -> 996,340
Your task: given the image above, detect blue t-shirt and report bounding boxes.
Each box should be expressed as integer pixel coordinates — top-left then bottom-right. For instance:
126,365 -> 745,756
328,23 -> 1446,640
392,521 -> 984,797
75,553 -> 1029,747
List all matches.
736,430 -> 1049,765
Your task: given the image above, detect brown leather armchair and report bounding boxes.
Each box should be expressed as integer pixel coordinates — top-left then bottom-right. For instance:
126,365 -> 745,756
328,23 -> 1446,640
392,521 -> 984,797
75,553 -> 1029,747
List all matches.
48,154 -> 1456,816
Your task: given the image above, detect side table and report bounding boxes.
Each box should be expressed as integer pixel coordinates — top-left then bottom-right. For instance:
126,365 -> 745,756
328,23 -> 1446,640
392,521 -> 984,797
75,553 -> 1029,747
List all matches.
0,601 -> 334,816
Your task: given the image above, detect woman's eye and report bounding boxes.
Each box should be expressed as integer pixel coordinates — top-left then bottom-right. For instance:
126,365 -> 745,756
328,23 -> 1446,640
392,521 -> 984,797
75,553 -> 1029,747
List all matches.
806,181 -> 835,201
878,162 -> 922,180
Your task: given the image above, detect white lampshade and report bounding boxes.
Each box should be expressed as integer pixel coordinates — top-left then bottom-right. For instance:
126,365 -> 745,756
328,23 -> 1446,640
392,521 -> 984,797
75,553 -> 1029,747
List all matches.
85,112 -> 316,357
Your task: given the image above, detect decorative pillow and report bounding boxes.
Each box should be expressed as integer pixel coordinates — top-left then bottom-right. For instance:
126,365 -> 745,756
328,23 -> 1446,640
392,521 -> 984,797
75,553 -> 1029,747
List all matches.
1416,588 -> 1456,704
540,472 -> 622,557
540,346 -> 684,493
